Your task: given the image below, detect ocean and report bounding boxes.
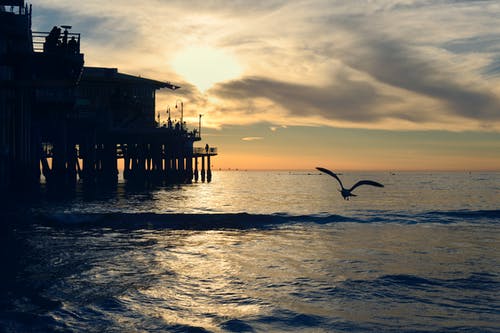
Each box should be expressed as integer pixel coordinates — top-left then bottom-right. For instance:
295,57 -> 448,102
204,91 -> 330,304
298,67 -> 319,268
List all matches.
0,171 -> 499,332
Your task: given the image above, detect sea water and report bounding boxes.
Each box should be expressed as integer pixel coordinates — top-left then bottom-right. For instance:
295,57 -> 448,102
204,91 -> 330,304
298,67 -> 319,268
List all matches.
0,171 -> 499,332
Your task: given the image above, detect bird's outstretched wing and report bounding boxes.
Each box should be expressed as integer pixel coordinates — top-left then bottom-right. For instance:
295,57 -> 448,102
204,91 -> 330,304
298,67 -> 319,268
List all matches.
316,167 -> 343,188
350,180 -> 384,191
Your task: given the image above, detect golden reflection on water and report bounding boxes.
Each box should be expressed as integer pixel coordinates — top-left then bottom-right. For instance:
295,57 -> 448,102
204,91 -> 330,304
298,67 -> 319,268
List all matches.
125,230 -> 266,330
151,171 -> 346,214
100,219 -> 500,331
23,172 -> 500,331
117,224 -> 353,330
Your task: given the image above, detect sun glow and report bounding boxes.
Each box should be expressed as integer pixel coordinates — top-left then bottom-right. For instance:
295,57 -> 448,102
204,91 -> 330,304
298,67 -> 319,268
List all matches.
171,46 -> 242,92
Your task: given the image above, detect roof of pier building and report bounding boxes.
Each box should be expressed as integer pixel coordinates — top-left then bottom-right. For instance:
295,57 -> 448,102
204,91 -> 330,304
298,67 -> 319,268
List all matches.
81,67 -> 180,90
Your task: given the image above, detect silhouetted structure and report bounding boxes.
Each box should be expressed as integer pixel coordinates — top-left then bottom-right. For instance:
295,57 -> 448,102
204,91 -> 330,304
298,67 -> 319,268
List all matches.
1,1 -> 83,190
0,2 -> 35,191
1,1 -> 217,193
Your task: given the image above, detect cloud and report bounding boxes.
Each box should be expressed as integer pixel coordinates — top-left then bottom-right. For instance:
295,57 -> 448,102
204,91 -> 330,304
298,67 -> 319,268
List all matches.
335,34 -> 500,121
213,75 -> 388,123
242,137 -> 264,141
32,0 -> 500,131
208,0 -> 500,130
270,125 -> 287,132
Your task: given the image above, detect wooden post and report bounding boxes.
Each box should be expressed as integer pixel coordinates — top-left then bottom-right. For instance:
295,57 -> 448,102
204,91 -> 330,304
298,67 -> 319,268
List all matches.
165,144 -> 171,181
146,143 -> 152,175
161,144 -> 167,181
207,155 -> 212,182
132,144 -> 139,179
67,145 -> 77,184
104,143 -> 117,182
187,157 -> 192,182
201,155 -> 206,182
123,144 -> 130,180
194,156 -> 199,182
179,155 -> 185,181
138,144 -> 145,180
76,153 -> 83,180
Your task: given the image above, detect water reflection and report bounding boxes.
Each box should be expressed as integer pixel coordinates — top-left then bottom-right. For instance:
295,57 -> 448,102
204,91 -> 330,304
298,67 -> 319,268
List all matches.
11,171 -> 499,217
123,230 -> 265,331
2,172 -> 499,331
2,210 -> 498,332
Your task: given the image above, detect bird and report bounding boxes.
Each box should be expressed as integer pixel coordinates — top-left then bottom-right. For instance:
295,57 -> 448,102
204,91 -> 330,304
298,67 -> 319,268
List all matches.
316,167 -> 384,200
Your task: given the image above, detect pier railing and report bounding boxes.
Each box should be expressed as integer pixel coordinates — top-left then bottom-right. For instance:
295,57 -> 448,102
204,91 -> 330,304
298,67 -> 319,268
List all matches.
41,144 -> 218,159
32,31 -> 81,54
193,147 -> 217,156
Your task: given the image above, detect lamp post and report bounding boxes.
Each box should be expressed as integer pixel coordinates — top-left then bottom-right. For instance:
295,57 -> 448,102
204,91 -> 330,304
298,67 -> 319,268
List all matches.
175,100 -> 183,130
198,114 -> 203,139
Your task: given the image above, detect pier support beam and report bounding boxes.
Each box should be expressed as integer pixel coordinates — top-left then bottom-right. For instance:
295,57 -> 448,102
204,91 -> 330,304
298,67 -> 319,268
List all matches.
123,144 -> 130,180
186,154 -> 193,183
102,143 -> 117,182
194,157 -> 199,182
207,155 -> 212,183
201,155 -> 206,182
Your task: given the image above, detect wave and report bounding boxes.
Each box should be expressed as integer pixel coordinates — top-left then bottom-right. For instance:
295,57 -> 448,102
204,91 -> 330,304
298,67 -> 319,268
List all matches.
426,209 -> 500,219
353,272 -> 499,292
37,212 -> 354,230
34,209 -> 499,230
378,209 -> 500,225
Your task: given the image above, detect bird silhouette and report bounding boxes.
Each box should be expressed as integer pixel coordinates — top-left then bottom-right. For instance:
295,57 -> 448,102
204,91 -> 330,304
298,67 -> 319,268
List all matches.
316,167 -> 384,200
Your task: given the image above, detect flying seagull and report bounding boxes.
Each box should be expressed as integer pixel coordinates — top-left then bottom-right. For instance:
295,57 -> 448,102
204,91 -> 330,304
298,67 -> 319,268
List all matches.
316,167 -> 384,200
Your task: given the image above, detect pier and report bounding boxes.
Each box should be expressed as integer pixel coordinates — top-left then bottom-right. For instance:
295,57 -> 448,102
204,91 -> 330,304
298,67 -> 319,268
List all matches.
0,1 -> 217,193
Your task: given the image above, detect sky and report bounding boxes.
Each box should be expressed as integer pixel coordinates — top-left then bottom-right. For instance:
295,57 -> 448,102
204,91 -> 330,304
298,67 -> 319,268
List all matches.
30,0 -> 500,170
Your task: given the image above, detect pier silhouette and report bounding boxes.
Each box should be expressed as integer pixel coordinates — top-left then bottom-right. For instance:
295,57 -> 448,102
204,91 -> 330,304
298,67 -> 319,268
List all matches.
0,1 -> 217,193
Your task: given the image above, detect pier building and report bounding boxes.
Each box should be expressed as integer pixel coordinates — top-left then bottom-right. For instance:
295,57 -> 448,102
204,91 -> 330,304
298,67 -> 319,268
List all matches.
1,1 -> 217,193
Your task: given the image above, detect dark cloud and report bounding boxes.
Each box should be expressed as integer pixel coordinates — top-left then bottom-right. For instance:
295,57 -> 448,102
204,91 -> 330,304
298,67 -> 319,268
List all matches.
335,34 -> 500,121
210,35 -> 500,125
32,6 -> 141,47
212,28 -> 500,124
212,74 -> 398,123
443,34 -> 500,77
390,0 -> 494,11
161,0 -> 288,16
482,58 -> 500,78
443,34 -> 500,54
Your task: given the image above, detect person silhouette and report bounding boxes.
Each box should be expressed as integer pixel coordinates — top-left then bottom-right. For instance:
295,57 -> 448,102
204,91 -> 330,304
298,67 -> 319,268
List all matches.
68,36 -> 78,54
62,28 -> 68,46
44,26 -> 60,52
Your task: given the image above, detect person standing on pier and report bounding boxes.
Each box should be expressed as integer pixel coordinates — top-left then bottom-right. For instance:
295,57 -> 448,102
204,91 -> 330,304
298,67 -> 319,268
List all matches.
68,36 -> 78,54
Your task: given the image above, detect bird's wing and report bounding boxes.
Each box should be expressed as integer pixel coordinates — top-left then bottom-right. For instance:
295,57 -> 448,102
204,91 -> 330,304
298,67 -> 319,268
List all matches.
349,180 -> 384,191
316,167 -> 343,188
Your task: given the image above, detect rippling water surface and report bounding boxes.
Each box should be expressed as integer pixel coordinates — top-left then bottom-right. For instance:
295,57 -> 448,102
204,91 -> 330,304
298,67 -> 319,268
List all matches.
1,171 -> 499,332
